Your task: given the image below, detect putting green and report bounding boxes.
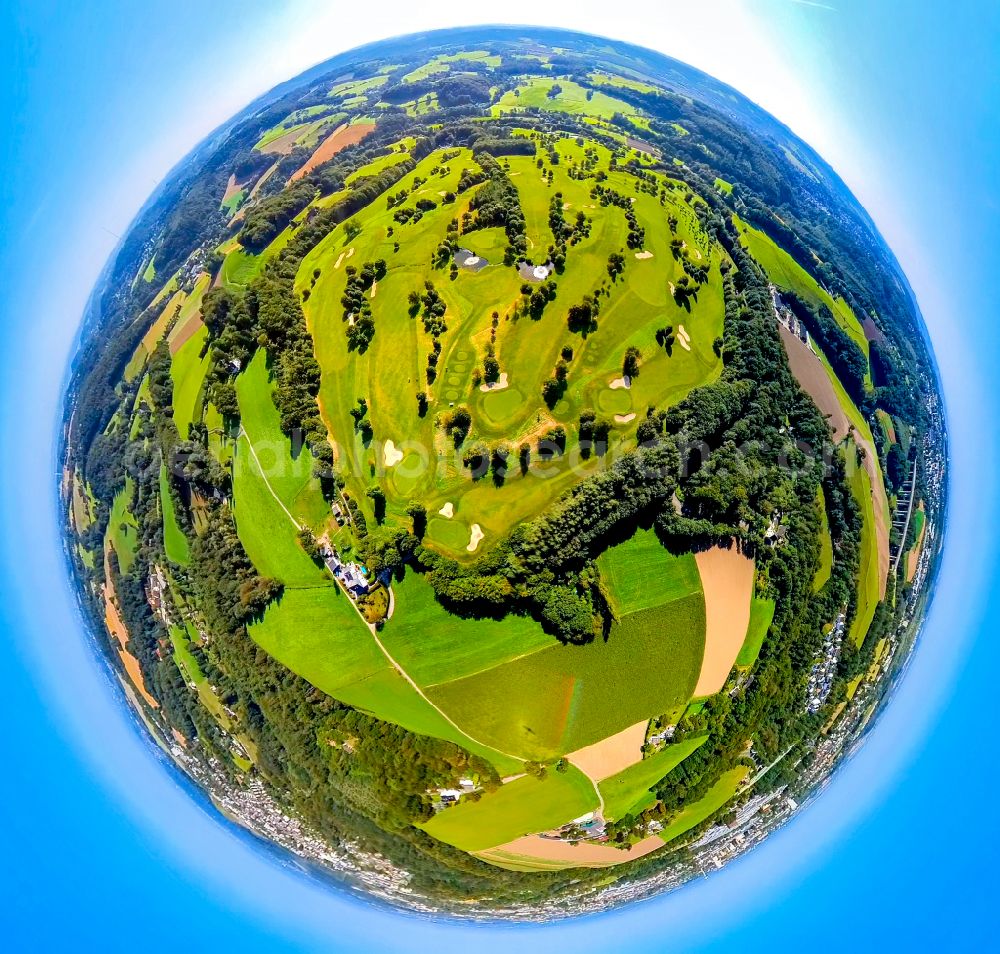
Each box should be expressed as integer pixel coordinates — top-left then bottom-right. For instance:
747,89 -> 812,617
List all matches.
482,388 -> 523,427
597,389 -> 633,414
427,516 -> 469,553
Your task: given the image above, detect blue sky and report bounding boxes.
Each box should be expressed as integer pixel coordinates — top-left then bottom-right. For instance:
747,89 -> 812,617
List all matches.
0,2 -> 997,950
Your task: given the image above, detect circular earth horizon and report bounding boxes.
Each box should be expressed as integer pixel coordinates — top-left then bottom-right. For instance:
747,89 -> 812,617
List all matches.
62,26 -> 946,919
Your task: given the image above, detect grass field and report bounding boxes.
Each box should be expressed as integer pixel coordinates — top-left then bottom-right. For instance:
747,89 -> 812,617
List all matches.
734,215 -> 869,366
734,598 -> 776,670
847,440 -> 881,647
658,766 -> 749,845
714,177 -> 733,195
170,324 -> 209,439
428,589 -> 704,762
419,765 -> 598,851
231,351 -> 330,585
248,584 -> 522,775
160,464 -> 190,566
492,78 -> 637,121
378,570 -> 553,686
599,734 -> 708,821
108,479 -> 138,574
596,528 -> 703,615
589,71 -> 658,94
814,488 -> 833,592
402,50 -> 500,83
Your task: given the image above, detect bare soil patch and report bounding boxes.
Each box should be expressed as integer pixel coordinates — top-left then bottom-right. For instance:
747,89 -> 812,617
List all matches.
694,544 -> 755,696
292,122 -> 376,181
907,503 -> 926,583
566,720 -> 648,782
479,833 -> 663,868
779,326 -> 849,442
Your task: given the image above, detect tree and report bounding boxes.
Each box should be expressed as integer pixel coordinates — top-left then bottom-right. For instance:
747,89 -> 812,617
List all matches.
406,503 -> 427,539
366,485 -> 386,524
623,346 -> 641,378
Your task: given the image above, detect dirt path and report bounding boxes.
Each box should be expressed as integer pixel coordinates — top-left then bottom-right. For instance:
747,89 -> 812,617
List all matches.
694,545 -> 755,696
240,428 -> 524,769
478,833 -> 663,868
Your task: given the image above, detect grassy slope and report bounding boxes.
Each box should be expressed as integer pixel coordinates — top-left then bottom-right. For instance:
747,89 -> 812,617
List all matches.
248,585 -> 522,775
658,766 -> 749,845
419,765 -> 598,851
378,570 -> 552,685
596,527 -> 702,615
599,734 -> 708,821
108,478 -> 138,574
733,215 -> 870,365
813,488 -> 834,592
230,351 -> 329,585
170,324 -> 210,439
847,440 -> 880,647
402,51 -> 500,83
734,598 -> 776,670
493,78 -> 636,120
160,464 -> 190,566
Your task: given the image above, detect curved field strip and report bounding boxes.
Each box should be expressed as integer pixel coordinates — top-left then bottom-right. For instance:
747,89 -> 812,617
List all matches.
476,833 -> 664,871
734,598 -> 776,671
159,464 -> 190,566
814,488 -> 833,592
693,546 -> 755,696
291,121 -> 376,181
847,440 -> 882,647
779,326 -> 849,442
419,765 -> 597,852
170,325 -> 210,439
657,767 -> 749,846
599,734 -> 708,821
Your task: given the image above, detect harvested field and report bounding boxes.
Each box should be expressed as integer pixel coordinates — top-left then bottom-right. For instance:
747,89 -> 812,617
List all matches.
779,326 -> 849,442
693,545 -> 755,696
478,833 -> 664,870
292,122 -> 375,181
566,719 -> 648,782
907,503 -> 926,582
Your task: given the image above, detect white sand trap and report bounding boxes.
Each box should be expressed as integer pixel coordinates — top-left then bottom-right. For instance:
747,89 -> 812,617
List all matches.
334,251 -> 346,269
383,440 -> 404,467
438,190 -> 448,197
669,282 -> 676,296
567,720 -> 648,782
370,280 -> 378,299
347,247 -> 355,259
693,247 -> 703,260
564,202 -> 573,209
438,502 -> 454,518
678,337 -> 691,352
467,524 -> 484,552
614,413 -> 636,424
609,376 -> 632,390
635,250 -> 654,260
678,324 -> 690,342
480,372 -> 509,392
693,545 -> 756,696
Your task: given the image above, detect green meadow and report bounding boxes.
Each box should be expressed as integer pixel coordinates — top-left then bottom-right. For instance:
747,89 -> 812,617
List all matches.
847,441 -> 881,647
160,464 -> 190,566
492,78 -> 637,120
599,734 -> 708,821
658,766 -> 748,845
108,478 -> 138,574
735,598 -> 776,670
419,765 -> 598,851
813,488 -> 833,592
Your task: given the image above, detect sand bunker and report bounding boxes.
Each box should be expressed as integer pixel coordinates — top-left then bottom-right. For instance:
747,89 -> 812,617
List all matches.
479,834 -> 664,869
567,720 -> 648,782
694,545 -> 756,696
480,372 -> 509,393
635,250 -> 654,260
438,502 -> 454,518
609,376 -> 632,390
383,440 -> 404,467
614,413 -> 636,424
370,280 -> 378,299
677,324 -> 692,351
467,524 -> 484,552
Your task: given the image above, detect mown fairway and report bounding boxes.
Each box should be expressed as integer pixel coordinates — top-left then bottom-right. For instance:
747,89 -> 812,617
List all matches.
419,764 -> 598,851
297,136 -> 723,552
